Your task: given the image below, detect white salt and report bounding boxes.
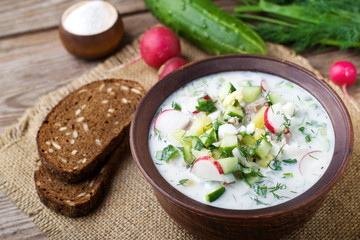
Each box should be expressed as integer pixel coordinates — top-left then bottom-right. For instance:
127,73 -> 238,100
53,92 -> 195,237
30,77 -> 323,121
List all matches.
63,0 -> 117,36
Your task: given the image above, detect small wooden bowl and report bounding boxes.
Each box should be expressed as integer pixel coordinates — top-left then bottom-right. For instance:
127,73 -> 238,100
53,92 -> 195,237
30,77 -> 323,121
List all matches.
130,54 -> 353,240
59,1 -> 124,60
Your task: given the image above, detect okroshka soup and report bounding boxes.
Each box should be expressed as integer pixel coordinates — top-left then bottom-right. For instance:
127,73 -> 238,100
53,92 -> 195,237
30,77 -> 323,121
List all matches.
149,71 -> 334,209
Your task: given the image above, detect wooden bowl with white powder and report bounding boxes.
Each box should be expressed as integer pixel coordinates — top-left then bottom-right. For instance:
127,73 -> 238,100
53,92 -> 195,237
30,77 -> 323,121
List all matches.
59,0 -> 124,60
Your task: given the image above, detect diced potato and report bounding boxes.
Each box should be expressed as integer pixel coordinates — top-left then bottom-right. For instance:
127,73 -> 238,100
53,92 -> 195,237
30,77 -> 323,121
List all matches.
254,128 -> 266,140
223,90 -> 243,108
257,154 -> 274,168
251,106 -> 267,129
188,117 -> 212,136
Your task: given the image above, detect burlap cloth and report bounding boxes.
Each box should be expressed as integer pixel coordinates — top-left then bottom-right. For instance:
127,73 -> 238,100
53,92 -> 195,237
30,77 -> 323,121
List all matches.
0,35 -> 359,239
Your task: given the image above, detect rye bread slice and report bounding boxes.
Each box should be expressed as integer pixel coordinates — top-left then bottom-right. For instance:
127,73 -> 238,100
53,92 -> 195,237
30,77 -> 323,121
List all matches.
34,132 -> 130,217
36,79 -> 144,183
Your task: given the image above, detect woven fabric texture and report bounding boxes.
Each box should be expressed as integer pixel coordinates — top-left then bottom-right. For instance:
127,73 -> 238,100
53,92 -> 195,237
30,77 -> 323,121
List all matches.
0,36 -> 359,239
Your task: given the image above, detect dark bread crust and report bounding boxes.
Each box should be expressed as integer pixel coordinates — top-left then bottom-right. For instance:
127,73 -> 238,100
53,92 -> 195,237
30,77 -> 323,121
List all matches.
34,130 -> 130,217
36,79 -> 145,183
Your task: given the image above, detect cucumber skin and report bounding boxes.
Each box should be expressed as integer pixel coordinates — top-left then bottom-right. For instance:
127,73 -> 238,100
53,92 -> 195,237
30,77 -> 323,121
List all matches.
144,0 -> 267,55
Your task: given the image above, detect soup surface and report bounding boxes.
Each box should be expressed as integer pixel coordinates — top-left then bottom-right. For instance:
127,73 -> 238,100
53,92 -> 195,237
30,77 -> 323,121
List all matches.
148,71 -> 334,209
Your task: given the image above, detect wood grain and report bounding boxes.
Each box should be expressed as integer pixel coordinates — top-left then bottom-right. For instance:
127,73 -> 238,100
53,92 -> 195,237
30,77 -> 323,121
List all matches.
0,0 -> 359,239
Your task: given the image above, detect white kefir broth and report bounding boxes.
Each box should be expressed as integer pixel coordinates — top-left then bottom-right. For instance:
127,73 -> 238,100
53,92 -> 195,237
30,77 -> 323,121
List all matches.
148,71 -> 335,209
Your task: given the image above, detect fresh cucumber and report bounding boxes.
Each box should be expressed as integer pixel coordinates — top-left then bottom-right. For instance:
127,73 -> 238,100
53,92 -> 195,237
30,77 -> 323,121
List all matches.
218,82 -> 236,102
220,134 -> 238,155
254,138 -> 272,159
242,86 -> 262,103
199,128 -> 217,147
182,145 -> 193,163
206,185 -> 226,202
268,92 -> 285,105
239,80 -> 251,87
241,134 -> 255,146
144,0 -> 267,55
217,157 -> 239,174
225,105 -> 244,119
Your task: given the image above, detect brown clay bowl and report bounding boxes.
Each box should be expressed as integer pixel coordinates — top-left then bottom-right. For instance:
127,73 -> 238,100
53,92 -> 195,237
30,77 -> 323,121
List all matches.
59,1 -> 124,60
130,54 -> 353,240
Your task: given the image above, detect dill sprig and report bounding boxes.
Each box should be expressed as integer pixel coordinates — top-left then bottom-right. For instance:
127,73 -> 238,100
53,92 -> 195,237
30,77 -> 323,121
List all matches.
235,0 -> 360,52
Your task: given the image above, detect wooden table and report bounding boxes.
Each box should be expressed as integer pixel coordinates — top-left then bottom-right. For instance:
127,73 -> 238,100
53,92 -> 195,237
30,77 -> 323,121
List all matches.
0,1 -> 359,239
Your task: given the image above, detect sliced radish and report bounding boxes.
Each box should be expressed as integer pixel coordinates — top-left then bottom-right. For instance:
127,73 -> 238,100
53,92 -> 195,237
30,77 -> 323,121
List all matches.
299,150 -> 323,176
260,79 -> 270,92
264,104 -> 290,134
218,124 -> 238,140
191,156 -> 224,182
154,109 -> 190,137
223,173 -> 236,184
282,102 -> 295,116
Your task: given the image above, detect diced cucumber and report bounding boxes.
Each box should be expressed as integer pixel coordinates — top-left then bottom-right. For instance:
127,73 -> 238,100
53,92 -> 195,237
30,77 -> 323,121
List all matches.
268,92 -> 285,105
217,157 -> 239,174
220,134 -> 238,155
239,80 -> 251,87
319,126 -> 327,136
254,139 -> 272,159
218,82 -> 236,102
182,136 -> 204,150
206,185 -> 226,202
192,148 -> 212,159
171,129 -> 186,142
225,105 -> 244,119
182,145 -> 194,163
242,86 -> 262,103
241,134 -> 255,146
199,128 -> 217,147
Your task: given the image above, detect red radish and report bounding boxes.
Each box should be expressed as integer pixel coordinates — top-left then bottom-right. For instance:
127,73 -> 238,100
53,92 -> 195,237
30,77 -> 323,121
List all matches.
192,110 -> 199,114
260,79 -> 270,92
154,109 -> 190,137
299,150 -> 322,176
159,57 -> 187,80
204,95 -> 211,100
264,104 -> 290,134
191,156 -> 224,182
329,61 -> 359,112
140,26 -> 181,69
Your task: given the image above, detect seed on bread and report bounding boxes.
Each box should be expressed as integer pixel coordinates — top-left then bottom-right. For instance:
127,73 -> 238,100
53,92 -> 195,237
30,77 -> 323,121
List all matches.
36,79 -> 145,183
34,137 -> 129,217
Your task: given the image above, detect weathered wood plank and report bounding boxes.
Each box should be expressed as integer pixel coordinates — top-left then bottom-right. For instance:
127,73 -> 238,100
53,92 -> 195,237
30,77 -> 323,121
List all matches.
0,0 -> 147,38
0,11 -> 158,135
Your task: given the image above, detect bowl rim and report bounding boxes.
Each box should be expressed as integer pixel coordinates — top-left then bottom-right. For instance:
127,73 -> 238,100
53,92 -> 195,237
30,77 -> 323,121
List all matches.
130,54 -> 353,219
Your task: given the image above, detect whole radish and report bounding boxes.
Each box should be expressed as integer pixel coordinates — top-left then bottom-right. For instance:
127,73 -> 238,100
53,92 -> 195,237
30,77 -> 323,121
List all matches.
140,26 -> 181,69
329,61 -> 359,112
159,57 -> 187,80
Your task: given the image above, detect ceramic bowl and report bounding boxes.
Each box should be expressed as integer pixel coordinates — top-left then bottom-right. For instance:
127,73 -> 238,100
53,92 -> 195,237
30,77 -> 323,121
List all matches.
130,54 -> 353,240
59,1 -> 124,60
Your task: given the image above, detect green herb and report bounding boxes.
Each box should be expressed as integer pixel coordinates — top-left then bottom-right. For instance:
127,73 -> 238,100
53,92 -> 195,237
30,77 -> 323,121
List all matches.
256,185 -> 268,198
285,83 -> 294,88
252,197 -> 270,205
309,154 -> 319,160
297,95 -> 301,101
283,158 -> 297,164
268,159 -> 282,170
305,135 -> 312,142
177,179 -> 189,186
195,95 -> 217,113
172,102 -> 182,111
276,114 -> 291,141
186,158 -> 196,169
235,0 -> 360,52
269,183 -> 287,199
283,173 -> 294,178
156,145 -> 178,162
298,126 -> 305,133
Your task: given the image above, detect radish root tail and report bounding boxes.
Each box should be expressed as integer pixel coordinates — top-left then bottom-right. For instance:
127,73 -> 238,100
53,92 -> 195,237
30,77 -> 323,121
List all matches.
342,84 -> 360,113
107,55 -> 142,72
